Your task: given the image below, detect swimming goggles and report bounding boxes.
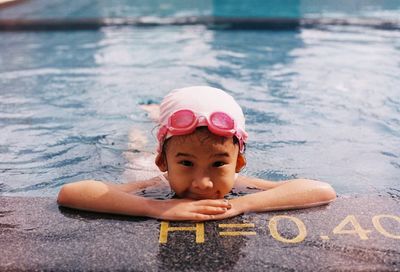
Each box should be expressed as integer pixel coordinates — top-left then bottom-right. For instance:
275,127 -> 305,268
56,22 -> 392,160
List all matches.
157,109 -> 248,153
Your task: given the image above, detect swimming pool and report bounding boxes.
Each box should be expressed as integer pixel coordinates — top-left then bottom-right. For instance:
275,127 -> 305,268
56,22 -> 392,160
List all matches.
0,0 -> 399,197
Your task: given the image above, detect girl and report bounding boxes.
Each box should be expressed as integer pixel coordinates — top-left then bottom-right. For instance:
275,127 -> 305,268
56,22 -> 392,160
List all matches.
57,86 -> 336,221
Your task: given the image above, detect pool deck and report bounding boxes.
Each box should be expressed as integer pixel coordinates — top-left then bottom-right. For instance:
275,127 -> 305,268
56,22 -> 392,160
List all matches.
0,195 -> 399,271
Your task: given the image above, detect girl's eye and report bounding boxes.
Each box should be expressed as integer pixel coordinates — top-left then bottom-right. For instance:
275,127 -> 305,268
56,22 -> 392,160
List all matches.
179,160 -> 193,167
212,161 -> 226,167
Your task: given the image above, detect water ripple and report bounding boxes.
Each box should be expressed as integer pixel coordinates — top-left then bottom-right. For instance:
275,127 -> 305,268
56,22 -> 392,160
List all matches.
47,135 -> 108,147
36,145 -> 78,161
244,108 -> 286,125
44,156 -> 91,169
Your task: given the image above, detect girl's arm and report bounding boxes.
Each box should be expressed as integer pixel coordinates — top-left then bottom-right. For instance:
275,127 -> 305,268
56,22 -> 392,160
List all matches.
57,179 -> 231,221
234,175 -> 289,190
102,177 -> 162,193
214,177 -> 336,219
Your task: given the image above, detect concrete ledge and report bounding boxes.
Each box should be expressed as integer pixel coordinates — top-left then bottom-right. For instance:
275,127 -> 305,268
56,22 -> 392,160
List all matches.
0,17 -> 399,31
0,195 -> 399,271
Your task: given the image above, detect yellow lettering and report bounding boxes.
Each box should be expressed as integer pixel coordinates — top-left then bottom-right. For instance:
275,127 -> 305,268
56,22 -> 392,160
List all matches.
333,215 -> 371,240
219,223 -> 257,236
159,221 -> 205,244
372,214 -> 400,239
320,235 -> 330,240
268,215 -> 307,243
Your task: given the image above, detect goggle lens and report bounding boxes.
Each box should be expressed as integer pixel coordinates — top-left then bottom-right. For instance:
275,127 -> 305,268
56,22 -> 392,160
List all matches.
170,110 -> 196,128
210,112 -> 234,129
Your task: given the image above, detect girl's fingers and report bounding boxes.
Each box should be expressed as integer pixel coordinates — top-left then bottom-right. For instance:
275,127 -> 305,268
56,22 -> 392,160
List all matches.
195,206 -> 228,215
195,199 -> 231,209
160,199 -> 234,221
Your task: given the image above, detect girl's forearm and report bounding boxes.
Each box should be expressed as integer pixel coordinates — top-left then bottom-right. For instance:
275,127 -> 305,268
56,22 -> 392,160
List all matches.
57,180 -> 157,217
231,179 -> 336,213
104,178 -> 160,193
57,180 -> 232,221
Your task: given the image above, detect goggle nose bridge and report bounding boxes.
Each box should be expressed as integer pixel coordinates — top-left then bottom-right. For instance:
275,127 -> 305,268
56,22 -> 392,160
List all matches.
197,115 -> 207,125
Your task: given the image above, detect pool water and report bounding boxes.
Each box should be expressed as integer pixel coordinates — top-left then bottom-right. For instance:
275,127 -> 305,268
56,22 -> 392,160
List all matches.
0,1 -> 399,197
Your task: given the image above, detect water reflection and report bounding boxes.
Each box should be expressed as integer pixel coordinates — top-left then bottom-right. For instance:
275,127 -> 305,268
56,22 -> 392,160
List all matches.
205,28 -> 304,185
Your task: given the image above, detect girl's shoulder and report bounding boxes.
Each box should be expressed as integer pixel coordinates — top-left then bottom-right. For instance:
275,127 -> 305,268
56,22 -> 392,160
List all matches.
235,175 -> 284,190
110,175 -> 168,193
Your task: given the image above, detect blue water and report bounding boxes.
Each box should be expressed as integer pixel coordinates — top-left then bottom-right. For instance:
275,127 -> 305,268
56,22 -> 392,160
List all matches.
0,1 -> 399,197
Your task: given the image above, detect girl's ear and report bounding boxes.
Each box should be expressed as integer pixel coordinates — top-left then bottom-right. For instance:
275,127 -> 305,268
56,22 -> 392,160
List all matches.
235,153 -> 247,172
155,153 -> 168,172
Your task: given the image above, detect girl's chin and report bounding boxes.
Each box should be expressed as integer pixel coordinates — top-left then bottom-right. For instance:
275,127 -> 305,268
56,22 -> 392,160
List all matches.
183,191 -> 223,200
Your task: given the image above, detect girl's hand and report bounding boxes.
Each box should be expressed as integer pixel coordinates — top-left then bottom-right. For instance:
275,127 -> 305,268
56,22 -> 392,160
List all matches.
151,198 -> 232,221
208,198 -> 247,220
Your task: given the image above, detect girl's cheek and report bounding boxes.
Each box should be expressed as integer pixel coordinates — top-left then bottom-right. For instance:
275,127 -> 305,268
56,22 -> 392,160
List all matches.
214,167 -> 235,179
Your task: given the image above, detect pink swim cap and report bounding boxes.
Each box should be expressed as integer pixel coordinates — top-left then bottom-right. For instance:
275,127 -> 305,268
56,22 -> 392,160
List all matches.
157,86 -> 248,153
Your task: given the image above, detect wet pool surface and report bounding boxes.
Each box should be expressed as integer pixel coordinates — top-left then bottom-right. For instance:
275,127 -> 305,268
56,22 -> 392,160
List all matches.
0,196 -> 399,271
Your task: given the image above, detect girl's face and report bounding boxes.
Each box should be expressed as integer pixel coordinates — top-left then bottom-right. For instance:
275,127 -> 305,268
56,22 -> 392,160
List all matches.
156,129 -> 245,199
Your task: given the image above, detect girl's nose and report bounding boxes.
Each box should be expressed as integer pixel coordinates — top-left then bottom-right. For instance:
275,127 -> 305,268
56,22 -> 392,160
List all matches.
192,175 -> 213,190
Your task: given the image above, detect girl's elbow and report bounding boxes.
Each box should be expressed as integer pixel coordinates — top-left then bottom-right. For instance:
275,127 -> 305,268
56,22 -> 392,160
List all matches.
299,179 -> 337,202
300,179 -> 336,203
318,183 -> 337,203
57,184 -> 72,206
57,180 -> 100,207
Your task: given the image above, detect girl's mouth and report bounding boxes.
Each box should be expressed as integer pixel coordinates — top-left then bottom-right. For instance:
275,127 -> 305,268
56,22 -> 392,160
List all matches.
185,191 -> 221,200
